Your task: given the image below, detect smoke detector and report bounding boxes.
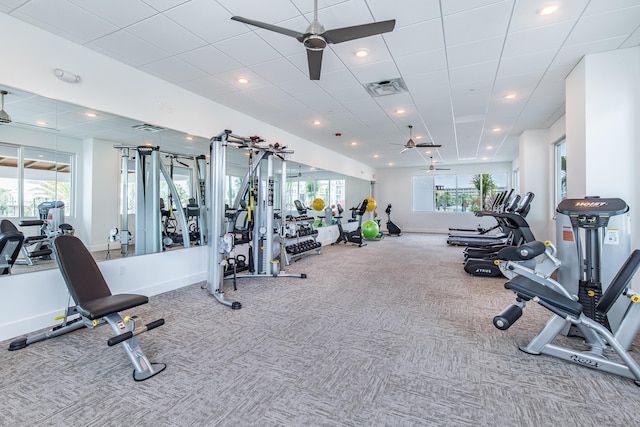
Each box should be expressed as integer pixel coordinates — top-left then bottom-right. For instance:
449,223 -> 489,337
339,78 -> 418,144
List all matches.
363,78 -> 408,97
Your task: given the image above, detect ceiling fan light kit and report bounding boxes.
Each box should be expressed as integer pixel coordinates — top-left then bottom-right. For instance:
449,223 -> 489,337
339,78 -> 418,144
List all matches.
231,0 -> 395,81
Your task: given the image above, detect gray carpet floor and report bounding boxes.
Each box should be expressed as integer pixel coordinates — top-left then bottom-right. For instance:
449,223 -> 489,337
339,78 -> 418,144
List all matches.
2,233 -> 639,426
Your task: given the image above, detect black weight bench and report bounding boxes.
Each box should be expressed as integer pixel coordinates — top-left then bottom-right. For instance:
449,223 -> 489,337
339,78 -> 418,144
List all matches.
0,219 -> 25,275
9,234 -> 166,381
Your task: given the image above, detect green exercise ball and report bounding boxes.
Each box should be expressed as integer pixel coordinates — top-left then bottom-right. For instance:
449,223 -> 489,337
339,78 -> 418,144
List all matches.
362,220 -> 380,239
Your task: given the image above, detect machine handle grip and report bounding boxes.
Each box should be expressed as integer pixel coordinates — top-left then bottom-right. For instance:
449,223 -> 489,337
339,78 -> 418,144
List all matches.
107,318 -> 165,347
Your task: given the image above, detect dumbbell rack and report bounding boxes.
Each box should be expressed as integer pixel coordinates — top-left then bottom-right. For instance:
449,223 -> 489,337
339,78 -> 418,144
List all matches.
283,217 -> 322,265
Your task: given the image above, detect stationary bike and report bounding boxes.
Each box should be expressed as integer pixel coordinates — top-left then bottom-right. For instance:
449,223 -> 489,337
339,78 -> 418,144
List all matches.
334,199 -> 368,247
385,204 -> 402,236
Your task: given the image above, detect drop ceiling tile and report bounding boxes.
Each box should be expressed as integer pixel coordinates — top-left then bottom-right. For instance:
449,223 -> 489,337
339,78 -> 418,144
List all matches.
584,0 -> 640,15
503,20 -> 575,58
621,30 -> 640,48
508,0 -> 588,32
87,30 -> 170,67
302,0 -> 380,29
325,84 -> 371,104
251,17 -> 311,56
446,36 -> 504,69
443,1 -> 512,46
395,49 -> 448,78
350,60 -> 400,84
448,61 -> 499,87
384,19 -> 444,58
441,0 -> 506,17
497,49 -> 557,78
178,45 -> 243,75
565,6 -> 640,45
249,58 -> 308,84
342,98 -> 389,122
366,0 -> 441,26
140,56 -> 209,83
214,68 -> 271,91
11,0 -> 118,44
215,32 -> 283,67
68,0 -> 157,28
141,0 -> 189,12
180,75 -> 239,98
127,13 -> 206,55
330,36 -> 393,69
164,0 -> 246,43
218,0 -> 301,22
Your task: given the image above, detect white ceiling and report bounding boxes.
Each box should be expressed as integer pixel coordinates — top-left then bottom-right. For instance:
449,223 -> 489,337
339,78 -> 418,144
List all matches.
1,0 -> 639,170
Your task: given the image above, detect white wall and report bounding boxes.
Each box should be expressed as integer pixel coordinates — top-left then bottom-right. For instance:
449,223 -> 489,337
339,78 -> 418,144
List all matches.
518,129 -> 552,240
565,47 -> 640,248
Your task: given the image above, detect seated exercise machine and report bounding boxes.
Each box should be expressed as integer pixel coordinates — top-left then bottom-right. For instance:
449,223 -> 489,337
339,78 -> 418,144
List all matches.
8,234 -> 166,381
334,199 -> 368,247
17,201 -> 74,265
494,240 -> 640,386
0,219 -> 25,275
385,204 -> 402,236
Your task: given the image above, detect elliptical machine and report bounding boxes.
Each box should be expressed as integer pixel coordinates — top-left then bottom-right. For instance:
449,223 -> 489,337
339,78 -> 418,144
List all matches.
334,199 -> 368,247
385,204 -> 402,236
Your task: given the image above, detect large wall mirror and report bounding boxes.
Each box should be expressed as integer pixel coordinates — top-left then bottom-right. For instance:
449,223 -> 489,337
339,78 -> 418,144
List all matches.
0,84 -> 371,276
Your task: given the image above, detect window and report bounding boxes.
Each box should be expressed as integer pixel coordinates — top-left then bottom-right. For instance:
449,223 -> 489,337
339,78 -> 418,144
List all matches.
413,172 -> 508,212
0,144 -> 73,217
555,139 -> 567,207
286,177 -> 345,212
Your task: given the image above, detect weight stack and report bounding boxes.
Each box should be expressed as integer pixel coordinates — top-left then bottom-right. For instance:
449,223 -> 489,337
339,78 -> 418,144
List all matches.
569,280 -> 611,336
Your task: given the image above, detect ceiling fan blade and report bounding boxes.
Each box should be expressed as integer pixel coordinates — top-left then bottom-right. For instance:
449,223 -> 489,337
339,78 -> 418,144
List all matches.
436,168 -> 451,171
307,49 -> 323,80
322,19 -> 396,44
400,147 -> 409,154
231,16 -> 305,40
416,142 -> 442,148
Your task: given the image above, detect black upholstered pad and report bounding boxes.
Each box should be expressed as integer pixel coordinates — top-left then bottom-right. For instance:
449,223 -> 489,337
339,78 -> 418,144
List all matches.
497,241 -> 546,261
505,275 -> 583,317
54,235 -> 148,319
77,294 -> 149,320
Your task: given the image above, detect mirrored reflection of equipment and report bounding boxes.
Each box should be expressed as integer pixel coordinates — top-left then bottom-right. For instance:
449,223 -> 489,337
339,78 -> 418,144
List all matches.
334,199 -> 368,247
16,201 -> 74,265
207,130 -> 307,310
115,146 -> 207,256
385,204 -> 402,236
0,219 -> 25,274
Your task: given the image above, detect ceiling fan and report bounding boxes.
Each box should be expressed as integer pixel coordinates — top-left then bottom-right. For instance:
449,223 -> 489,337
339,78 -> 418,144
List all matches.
231,0 -> 396,80
422,157 -> 451,172
287,164 -> 303,178
391,125 -> 442,154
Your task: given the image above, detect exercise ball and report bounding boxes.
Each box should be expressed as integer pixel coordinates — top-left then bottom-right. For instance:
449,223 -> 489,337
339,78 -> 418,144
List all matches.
366,197 -> 377,212
312,198 -> 325,211
362,220 -> 380,239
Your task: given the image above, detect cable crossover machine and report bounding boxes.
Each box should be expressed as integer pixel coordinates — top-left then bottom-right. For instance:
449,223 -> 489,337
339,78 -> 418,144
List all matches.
207,130 -> 307,309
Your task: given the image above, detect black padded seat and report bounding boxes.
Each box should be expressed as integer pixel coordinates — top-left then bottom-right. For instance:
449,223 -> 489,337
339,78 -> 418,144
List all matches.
54,235 -> 149,320
505,275 -> 583,317
18,219 -> 45,227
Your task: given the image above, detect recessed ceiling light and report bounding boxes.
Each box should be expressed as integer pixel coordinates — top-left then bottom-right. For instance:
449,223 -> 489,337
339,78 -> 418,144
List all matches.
186,136 -> 193,141
395,109 -> 405,114
388,162 -> 393,166
237,77 -> 249,84
351,141 -> 357,146
504,93 -> 517,100
36,120 -> 47,126
85,112 -> 97,118
373,154 -> 379,158
492,127 -> 501,132
415,135 -> 422,140
355,49 -> 369,58
486,146 -> 493,150
425,150 -> 432,154
313,120 -> 321,125
482,156 -> 488,161
537,3 -> 559,16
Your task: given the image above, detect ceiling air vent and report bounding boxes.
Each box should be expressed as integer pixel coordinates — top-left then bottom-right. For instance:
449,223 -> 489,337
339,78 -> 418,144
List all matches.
131,123 -> 165,133
363,78 -> 408,97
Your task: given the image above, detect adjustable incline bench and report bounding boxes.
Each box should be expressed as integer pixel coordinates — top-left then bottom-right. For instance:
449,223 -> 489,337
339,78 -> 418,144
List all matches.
9,234 -> 166,381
